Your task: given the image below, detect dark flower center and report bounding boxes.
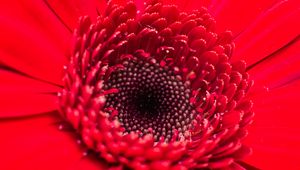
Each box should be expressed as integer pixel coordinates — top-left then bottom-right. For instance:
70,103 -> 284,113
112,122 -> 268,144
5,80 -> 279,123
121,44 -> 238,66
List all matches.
104,58 -> 196,141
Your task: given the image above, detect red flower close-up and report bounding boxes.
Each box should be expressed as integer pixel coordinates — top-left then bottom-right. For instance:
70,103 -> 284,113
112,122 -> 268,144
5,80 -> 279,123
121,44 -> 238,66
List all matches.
0,0 -> 299,169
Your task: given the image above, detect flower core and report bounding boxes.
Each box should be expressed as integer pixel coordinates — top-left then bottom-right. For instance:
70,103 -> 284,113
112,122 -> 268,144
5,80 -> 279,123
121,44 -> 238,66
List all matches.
104,58 -> 196,141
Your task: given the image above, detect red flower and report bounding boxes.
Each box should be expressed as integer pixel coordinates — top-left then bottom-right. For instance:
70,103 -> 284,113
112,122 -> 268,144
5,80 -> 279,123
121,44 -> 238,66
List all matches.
0,0 -> 299,169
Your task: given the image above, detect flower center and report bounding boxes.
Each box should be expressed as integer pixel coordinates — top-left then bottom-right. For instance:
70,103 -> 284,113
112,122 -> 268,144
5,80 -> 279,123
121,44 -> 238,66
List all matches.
104,59 -> 195,141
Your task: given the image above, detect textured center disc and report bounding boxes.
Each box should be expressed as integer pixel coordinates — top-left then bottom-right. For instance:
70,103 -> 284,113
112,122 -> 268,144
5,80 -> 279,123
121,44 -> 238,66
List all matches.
104,59 -> 196,141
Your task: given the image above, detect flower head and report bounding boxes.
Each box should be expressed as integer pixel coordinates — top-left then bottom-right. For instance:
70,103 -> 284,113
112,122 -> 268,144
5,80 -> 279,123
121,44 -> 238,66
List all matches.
58,1 -> 254,169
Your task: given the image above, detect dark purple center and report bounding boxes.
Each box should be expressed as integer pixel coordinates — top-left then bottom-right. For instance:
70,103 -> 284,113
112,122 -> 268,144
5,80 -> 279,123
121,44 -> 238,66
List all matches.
104,59 -> 196,141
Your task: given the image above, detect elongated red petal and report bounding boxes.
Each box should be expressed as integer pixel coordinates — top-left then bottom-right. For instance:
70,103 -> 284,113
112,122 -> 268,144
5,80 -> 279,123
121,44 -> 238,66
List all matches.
0,70 -> 60,118
0,92 -> 57,118
0,16 -> 67,85
232,0 -> 300,65
0,0 -> 71,55
249,38 -> 300,89
245,79 -> 300,169
210,0 -> 278,35
71,156 -> 108,170
0,70 -> 61,93
0,113 -> 89,170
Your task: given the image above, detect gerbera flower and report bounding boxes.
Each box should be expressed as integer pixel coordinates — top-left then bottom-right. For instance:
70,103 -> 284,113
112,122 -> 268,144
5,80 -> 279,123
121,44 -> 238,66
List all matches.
0,0 -> 299,169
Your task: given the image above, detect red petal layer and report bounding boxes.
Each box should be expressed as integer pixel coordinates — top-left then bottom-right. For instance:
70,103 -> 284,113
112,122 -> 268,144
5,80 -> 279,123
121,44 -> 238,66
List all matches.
0,15 -> 67,85
71,155 -> 108,170
249,37 -> 300,89
0,70 -> 61,93
0,1 -> 71,53
232,0 -> 300,66
210,0 -> 278,35
245,79 -> 300,169
0,113 -> 95,170
0,92 -> 57,118
0,70 -> 61,118
45,0 -> 106,30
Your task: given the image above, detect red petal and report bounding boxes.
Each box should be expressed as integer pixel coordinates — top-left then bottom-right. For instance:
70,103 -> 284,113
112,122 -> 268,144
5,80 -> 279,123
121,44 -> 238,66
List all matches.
0,70 -> 61,93
45,0 -> 107,30
210,0 -> 278,35
71,155 -> 108,170
0,92 -> 58,118
244,79 -> 300,169
0,70 -> 61,118
249,37 -> 300,89
232,0 -> 300,65
0,15 -> 67,85
0,0 -> 71,56
0,113 -> 89,170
